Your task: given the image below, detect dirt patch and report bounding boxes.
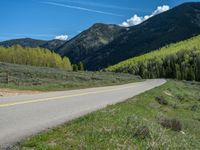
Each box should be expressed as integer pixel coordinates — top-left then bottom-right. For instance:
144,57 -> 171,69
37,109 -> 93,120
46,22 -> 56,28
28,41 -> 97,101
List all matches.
0,88 -> 42,97
164,91 -> 174,97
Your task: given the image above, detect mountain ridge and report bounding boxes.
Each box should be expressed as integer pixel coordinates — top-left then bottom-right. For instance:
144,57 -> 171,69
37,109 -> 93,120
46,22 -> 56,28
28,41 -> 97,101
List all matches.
0,2 -> 200,70
84,2 -> 200,70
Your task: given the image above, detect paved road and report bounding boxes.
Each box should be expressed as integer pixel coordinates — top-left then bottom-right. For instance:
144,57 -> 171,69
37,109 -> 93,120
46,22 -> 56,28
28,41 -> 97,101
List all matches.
0,79 -> 166,148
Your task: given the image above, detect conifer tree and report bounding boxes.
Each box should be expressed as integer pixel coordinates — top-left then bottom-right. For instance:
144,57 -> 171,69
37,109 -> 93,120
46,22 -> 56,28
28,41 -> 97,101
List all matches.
78,62 -> 84,71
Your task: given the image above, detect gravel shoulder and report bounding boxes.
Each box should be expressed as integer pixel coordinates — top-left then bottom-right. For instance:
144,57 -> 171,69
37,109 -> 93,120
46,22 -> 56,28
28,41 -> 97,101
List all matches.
0,88 -> 42,97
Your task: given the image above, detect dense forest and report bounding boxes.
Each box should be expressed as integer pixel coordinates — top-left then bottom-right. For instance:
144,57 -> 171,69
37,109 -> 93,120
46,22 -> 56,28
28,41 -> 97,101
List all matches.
0,45 -> 72,70
106,35 -> 200,81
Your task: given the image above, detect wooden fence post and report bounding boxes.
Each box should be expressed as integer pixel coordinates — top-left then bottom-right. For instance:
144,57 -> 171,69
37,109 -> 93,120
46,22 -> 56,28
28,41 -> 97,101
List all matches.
6,72 -> 10,84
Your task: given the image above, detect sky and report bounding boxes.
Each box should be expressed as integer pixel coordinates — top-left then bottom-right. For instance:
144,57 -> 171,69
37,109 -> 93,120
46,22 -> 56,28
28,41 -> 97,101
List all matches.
0,0 -> 199,41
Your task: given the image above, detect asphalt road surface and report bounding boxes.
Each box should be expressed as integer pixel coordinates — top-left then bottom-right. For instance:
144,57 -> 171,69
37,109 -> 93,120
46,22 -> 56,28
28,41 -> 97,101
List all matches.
0,79 -> 166,148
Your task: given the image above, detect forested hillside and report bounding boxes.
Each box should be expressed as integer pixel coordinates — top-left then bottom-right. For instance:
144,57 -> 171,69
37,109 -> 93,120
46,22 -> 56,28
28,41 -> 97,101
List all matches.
57,2 -> 200,70
1,3 -> 200,71
106,35 -> 200,81
86,2 -> 200,70
0,45 -> 72,70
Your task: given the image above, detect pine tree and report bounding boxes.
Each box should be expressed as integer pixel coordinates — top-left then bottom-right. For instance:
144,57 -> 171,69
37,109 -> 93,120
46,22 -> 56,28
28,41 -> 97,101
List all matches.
78,62 -> 84,71
73,64 -> 79,72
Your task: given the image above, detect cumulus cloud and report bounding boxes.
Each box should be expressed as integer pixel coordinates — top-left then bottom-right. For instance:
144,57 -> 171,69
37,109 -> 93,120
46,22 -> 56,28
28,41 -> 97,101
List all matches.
152,5 -> 170,16
120,15 -> 143,27
120,5 -> 170,27
55,35 -> 69,41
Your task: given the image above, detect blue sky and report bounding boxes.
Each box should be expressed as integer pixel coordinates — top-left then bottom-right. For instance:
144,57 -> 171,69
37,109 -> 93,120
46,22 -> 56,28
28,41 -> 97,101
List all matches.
0,0 -> 198,41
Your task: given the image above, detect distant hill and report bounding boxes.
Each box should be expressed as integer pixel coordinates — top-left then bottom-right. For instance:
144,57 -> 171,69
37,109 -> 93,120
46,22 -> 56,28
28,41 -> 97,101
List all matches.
0,38 -> 65,51
1,2 -> 200,70
106,35 -> 200,81
0,38 -> 47,48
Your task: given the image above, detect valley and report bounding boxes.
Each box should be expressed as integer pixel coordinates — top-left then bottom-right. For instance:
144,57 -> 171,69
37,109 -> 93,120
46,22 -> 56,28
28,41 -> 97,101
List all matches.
0,1 -> 200,150
1,2 -> 200,70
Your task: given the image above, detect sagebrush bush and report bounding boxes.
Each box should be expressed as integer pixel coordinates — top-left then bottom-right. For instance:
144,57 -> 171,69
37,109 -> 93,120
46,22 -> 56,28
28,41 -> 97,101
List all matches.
155,96 -> 168,105
159,117 -> 182,131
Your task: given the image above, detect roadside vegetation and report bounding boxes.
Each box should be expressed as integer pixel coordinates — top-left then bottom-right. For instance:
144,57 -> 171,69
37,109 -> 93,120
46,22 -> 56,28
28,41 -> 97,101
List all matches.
106,35 -> 200,81
14,80 -> 200,149
0,45 -> 72,70
0,62 -> 140,91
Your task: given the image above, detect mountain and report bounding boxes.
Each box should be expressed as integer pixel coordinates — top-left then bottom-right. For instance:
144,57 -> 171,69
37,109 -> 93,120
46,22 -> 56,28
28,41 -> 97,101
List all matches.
42,39 -> 66,51
81,2 -> 200,70
0,24 -> 125,65
55,23 -> 125,63
1,2 -> 200,70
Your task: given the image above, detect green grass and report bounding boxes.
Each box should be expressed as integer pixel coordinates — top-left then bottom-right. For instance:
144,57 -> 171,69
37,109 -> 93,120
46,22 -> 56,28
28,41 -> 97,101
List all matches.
14,80 -> 200,149
0,62 -> 141,91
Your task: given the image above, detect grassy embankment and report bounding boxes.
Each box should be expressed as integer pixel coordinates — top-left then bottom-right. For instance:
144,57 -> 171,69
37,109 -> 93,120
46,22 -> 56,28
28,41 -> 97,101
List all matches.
14,80 -> 200,149
0,62 -> 140,91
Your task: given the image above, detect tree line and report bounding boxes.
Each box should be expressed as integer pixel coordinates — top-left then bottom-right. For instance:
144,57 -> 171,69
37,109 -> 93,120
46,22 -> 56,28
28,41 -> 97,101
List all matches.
106,35 -> 200,81
72,62 -> 84,71
0,45 -> 72,70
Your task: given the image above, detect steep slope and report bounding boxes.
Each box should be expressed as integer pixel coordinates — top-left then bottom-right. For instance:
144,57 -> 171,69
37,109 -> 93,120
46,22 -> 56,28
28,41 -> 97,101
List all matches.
85,2 -> 200,70
56,23 -> 125,63
42,39 -> 66,51
106,35 -> 200,81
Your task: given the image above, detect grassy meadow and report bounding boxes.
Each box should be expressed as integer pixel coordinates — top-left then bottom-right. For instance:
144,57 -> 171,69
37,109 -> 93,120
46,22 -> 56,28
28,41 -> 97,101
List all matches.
0,62 -> 140,91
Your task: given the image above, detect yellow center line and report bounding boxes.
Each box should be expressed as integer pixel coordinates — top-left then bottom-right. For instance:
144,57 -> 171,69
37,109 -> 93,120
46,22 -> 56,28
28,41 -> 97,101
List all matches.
0,85 -> 135,108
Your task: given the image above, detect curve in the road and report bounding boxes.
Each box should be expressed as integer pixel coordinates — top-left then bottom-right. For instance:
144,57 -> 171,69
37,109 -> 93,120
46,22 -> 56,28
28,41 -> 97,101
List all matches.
0,79 -> 166,148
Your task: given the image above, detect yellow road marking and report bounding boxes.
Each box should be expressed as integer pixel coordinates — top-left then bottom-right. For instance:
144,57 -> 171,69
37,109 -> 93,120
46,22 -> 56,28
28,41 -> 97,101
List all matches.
0,85 -> 135,108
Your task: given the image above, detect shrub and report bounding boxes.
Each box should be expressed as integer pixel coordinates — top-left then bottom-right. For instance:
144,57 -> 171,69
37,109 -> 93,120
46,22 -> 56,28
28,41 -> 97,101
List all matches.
155,96 -> 168,105
126,116 -> 150,139
159,117 -> 182,131
133,125 -> 150,139
172,104 -> 178,109
190,105 -> 198,112
176,95 -> 185,102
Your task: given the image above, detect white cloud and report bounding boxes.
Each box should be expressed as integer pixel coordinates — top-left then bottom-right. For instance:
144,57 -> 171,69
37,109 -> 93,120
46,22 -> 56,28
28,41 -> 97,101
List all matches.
121,15 -> 143,27
120,5 -> 170,27
55,35 -> 69,41
152,5 -> 170,16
